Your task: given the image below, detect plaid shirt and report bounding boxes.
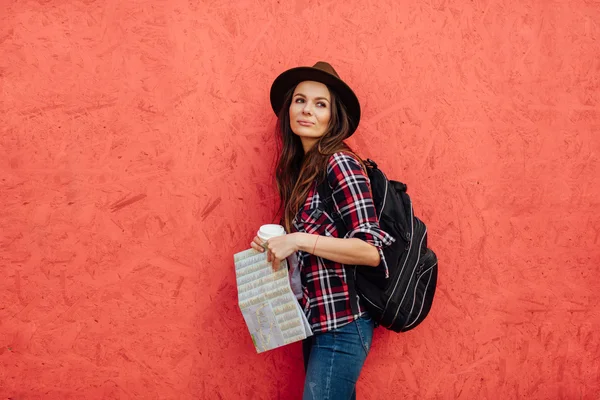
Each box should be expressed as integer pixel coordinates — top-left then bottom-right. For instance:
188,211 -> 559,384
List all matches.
292,152 -> 395,334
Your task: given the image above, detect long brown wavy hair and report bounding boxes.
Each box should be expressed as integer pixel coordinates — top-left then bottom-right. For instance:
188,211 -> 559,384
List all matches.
275,84 -> 362,233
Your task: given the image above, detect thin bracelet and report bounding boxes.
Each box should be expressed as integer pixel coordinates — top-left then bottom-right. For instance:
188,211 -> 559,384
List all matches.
312,235 -> 320,254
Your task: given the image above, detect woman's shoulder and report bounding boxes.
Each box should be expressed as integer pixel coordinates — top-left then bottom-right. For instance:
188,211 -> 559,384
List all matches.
327,151 -> 362,169
326,151 -> 365,183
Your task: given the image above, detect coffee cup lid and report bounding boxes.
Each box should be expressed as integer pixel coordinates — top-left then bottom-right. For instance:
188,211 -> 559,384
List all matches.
257,224 -> 285,241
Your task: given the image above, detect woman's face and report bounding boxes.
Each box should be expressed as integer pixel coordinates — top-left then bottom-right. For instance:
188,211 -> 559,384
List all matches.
289,81 -> 331,150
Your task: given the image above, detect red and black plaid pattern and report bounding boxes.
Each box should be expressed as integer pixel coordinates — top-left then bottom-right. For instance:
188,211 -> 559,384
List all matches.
292,152 -> 395,334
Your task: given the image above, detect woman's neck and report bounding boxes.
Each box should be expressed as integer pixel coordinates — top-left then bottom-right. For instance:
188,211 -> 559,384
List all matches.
301,138 -> 318,154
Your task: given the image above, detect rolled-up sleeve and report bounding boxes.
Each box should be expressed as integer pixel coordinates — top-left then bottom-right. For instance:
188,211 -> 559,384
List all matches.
326,152 -> 396,277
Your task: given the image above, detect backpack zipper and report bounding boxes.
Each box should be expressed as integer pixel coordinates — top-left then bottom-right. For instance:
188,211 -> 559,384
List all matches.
386,212 -> 428,329
383,199 -> 415,312
362,293 -> 384,311
403,262 -> 437,329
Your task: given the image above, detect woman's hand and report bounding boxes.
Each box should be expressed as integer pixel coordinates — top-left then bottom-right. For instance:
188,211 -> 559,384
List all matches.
249,233 -> 301,271
264,234 -> 300,271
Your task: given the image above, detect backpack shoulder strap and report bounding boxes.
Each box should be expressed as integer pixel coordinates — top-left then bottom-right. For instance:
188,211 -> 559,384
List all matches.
316,178 -> 348,237
315,178 -> 361,318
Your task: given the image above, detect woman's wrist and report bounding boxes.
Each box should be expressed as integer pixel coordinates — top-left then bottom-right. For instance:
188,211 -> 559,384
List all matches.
292,232 -> 314,253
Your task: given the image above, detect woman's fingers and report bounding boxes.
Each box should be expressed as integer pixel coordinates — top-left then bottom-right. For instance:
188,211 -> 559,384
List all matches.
250,236 -> 265,252
250,236 -> 283,271
272,257 -> 280,271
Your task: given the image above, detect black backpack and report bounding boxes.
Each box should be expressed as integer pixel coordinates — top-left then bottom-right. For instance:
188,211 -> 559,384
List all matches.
317,158 -> 438,332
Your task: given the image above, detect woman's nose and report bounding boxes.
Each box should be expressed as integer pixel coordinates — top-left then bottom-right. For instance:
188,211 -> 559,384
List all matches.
302,103 -> 313,115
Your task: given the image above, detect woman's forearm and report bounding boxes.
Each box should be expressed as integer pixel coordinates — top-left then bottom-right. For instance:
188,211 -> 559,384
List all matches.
293,232 -> 380,267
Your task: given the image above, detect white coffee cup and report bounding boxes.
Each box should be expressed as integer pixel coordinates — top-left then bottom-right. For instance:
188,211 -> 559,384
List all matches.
257,224 -> 286,243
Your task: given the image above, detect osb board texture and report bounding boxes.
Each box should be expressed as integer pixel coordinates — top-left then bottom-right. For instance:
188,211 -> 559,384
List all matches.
1,0 -> 599,399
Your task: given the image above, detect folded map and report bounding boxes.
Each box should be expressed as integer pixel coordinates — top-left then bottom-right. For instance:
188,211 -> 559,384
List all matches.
233,248 -> 312,353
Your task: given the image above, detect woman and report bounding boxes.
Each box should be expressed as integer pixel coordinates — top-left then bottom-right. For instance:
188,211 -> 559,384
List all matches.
250,61 -> 395,400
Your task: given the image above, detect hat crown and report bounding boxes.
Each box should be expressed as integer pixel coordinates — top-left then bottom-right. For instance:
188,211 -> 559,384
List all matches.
312,61 -> 340,79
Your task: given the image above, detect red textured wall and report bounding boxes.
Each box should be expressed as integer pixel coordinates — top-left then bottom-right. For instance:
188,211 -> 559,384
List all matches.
1,0 -> 599,399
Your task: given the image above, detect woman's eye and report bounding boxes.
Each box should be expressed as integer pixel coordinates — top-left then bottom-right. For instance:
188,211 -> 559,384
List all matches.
295,98 -> 304,103
317,102 -> 327,107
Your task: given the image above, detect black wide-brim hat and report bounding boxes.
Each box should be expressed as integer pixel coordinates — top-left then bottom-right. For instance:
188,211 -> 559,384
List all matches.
270,61 -> 361,136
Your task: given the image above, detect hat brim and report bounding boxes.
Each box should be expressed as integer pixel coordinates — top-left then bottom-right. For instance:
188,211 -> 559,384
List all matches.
269,67 -> 361,136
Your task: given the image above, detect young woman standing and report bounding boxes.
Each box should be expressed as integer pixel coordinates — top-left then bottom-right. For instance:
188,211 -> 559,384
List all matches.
250,61 -> 394,400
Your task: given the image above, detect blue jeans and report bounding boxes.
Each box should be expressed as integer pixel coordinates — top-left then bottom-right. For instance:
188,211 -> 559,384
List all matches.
302,315 -> 375,400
